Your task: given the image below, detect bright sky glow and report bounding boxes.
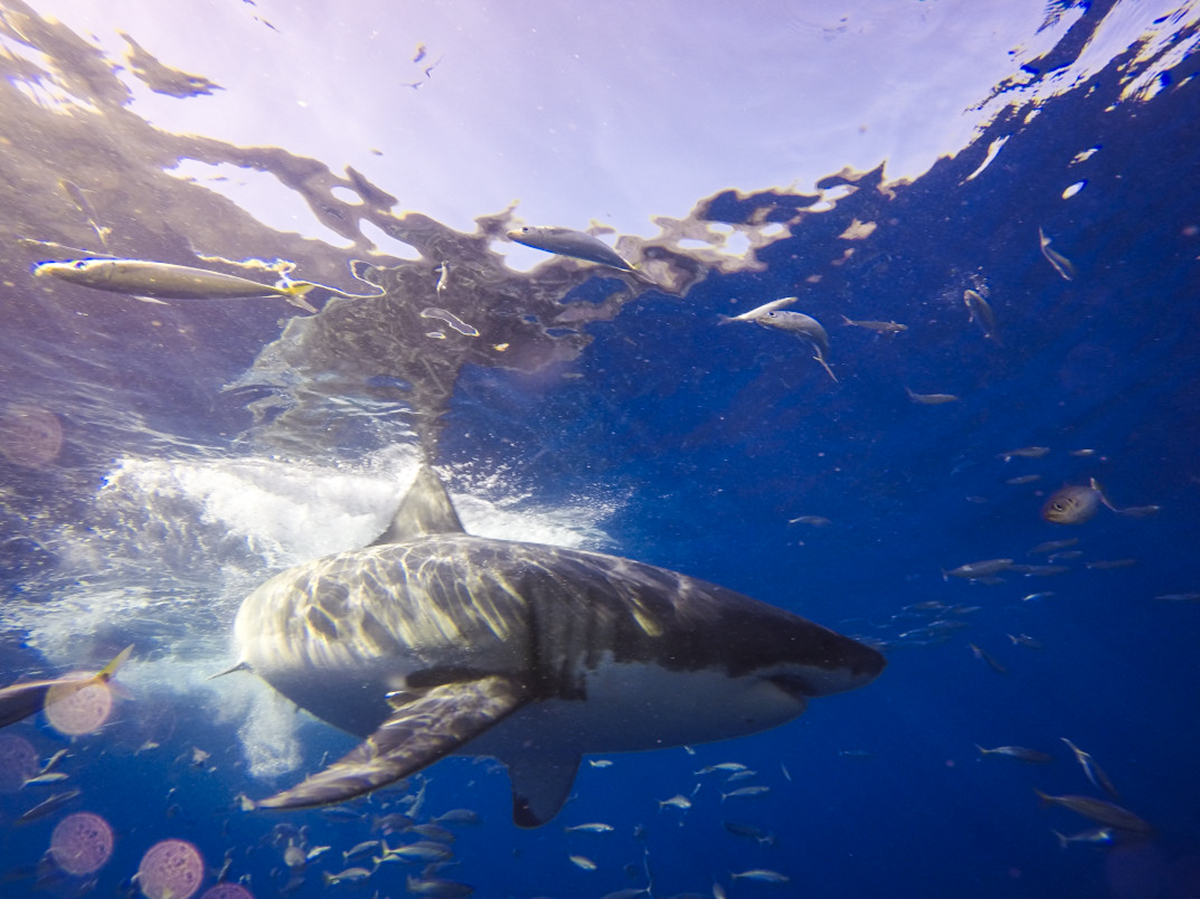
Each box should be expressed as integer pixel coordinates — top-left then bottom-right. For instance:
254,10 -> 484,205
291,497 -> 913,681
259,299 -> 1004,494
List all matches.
20,0 -> 1171,245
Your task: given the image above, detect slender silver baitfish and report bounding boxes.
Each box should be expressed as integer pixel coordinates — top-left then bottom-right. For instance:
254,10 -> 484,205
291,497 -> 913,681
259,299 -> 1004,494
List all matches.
34,258 -> 319,312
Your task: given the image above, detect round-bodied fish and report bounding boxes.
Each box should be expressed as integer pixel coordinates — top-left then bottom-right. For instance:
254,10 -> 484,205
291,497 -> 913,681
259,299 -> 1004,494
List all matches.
1041,484 -> 1103,524
754,310 -> 837,381
507,226 -> 635,272
755,310 -> 829,356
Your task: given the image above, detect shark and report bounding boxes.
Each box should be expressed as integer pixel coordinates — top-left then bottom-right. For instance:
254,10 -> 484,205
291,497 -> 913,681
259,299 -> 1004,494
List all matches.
232,467 -> 885,827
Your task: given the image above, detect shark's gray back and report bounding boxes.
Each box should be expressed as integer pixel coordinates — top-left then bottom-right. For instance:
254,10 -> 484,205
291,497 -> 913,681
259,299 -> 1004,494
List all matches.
235,534 -> 881,738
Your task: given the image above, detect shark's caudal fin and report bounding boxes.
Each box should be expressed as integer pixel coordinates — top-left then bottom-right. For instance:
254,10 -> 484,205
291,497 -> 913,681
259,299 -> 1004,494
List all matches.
370,466 -> 465,546
254,675 -> 528,810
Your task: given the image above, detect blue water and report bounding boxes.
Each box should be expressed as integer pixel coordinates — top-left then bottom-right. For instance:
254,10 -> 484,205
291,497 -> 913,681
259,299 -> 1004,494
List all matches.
2,2 -> 1199,898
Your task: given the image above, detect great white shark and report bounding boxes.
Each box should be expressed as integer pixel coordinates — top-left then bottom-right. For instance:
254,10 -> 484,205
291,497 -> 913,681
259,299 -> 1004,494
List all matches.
232,467 -> 885,827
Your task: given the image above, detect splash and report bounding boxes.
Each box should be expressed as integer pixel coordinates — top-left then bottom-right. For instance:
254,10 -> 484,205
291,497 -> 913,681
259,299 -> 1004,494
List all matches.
236,687 -> 303,780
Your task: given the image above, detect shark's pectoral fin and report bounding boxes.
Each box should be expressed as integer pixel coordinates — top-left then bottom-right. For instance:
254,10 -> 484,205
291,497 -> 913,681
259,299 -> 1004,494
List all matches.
255,675 -> 527,810
505,748 -> 581,829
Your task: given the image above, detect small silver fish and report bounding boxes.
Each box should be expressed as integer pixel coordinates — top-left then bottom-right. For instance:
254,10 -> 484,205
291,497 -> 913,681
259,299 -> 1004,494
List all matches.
719,296 -> 797,323
1029,538 -> 1079,555
321,866 -> 374,886
838,749 -> 874,759
38,749 -> 69,773
1006,474 -> 1042,485
508,226 -> 636,273
1116,505 -> 1160,518
968,643 -> 1007,674
21,772 -> 69,786
405,875 -> 475,898
1041,483 -> 1104,524
658,794 -> 692,810
59,179 -> 112,249
1047,550 -> 1084,561
1034,790 -> 1153,834
788,515 -> 831,526
756,310 -> 829,355
720,785 -> 770,801
841,315 -> 907,332
1007,633 -> 1045,649
725,769 -> 758,782
1053,827 -> 1114,849
587,759 -> 613,768
906,387 -> 959,404
431,808 -> 480,825
941,559 -> 1014,580
378,840 -> 453,862
563,822 -> 614,833
568,854 -> 598,871
730,869 -> 790,883
963,289 -> 1000,343
1154,593 -> 1200,602
34,258 -> 319,312
434,260 -> 450,294
998,446 -> 1050,461
408,823 -> 455,842
1038,227 -> 1076,281
1011,564 -> 1071,577
755,310 -> 836,381
16,789 -> 81,824
1061,738 -> 1120,800
976,744 -> 1053,763
283,839 -> 307,869
723,821 -> 776,844
342,839 -> 379,864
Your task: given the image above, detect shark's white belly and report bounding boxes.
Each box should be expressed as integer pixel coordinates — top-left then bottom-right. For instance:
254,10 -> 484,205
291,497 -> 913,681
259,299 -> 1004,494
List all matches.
464,655 -> 807,757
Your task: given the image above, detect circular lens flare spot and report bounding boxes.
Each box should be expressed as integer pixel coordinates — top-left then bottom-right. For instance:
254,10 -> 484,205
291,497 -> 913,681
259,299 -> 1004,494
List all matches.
50,812 -> 114,876
45,677 -> 114,736
201,885 -> 254,899
0,734 -> 39,792
0,404 -> 64,469
138,839 -> 205,899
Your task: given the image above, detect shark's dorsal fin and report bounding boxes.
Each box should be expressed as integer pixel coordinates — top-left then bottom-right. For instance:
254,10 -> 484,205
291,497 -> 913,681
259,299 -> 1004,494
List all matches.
254,675 -> 528,810
371,466 -> 465,546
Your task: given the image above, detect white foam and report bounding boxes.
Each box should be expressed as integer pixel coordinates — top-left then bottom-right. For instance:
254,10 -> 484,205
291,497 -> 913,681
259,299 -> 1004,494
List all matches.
236,687 -> 305,779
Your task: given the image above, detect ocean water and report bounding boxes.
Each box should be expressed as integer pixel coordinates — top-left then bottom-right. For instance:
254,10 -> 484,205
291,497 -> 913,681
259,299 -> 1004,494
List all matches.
1,1 -> 1199,897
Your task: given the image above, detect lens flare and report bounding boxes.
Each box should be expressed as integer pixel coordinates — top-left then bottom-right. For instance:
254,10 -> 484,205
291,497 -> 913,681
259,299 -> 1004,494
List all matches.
201,885 -> 254,899
0,733 -> 39,792
50,811 -> 114,876
137,839 -> 204,899
0,404 -> 63,469
44,676 -> 114,736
